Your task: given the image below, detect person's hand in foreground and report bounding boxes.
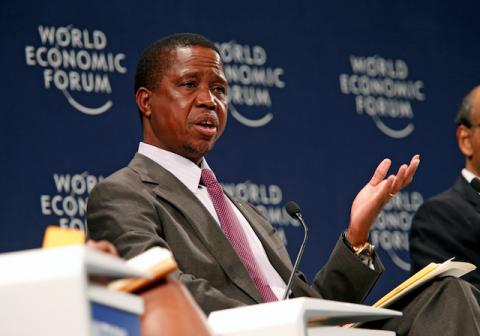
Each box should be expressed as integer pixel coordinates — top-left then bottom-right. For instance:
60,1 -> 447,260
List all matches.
86,239 -> 118,257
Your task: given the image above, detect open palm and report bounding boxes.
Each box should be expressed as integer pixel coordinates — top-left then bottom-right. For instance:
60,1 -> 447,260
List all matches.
347,155 -> 420,246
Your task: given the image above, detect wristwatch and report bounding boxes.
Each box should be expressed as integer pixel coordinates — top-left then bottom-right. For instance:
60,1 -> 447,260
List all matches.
342,231 -> 375,262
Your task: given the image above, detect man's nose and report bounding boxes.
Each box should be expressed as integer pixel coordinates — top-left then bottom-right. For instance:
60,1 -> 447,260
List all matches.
195,87 -> 217,110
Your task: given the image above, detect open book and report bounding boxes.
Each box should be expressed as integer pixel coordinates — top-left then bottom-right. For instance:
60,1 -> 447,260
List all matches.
373,258 -> 476,308
108,247 -> 178,293
344,258 -> 476,329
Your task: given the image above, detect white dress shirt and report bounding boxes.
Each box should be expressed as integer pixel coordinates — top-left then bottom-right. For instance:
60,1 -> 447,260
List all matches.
138,142 -> 287,299
462,168 -> 477,184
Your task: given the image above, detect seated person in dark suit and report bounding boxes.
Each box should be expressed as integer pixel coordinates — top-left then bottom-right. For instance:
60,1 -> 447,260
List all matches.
410,86 -> 480,289
87,33 -> 480,335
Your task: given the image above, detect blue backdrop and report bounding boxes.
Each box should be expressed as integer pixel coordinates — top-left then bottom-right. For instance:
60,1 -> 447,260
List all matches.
1,0 -> 478,303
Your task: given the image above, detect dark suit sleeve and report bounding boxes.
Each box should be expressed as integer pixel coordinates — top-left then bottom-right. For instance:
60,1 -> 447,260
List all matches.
240,201 -> 383,304
409,198 -> 477,274
87,178 -> 248,314
410,201 -> 447,274
311,237 -> 384,303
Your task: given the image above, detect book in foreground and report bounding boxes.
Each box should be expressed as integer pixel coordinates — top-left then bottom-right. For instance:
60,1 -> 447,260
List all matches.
373,258 -> 476,308
108,247 -> 178,293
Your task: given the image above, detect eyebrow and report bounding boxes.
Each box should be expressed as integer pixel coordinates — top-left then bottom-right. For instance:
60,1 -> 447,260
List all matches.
178,70 -> 227,85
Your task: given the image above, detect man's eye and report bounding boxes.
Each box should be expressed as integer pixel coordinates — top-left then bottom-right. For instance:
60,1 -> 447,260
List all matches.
182,82 -> 196,88
213,86 -> 226,94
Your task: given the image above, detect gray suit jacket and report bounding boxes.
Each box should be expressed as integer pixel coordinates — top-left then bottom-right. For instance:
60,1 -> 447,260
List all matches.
87,153 -> 383,314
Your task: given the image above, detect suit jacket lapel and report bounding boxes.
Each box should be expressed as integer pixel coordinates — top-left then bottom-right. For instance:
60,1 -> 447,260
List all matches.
129,153 -> 262,303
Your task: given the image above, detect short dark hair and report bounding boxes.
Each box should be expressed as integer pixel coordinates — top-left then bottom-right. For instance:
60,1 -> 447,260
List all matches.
455,93 -> 474,127
134,33 -> 221,93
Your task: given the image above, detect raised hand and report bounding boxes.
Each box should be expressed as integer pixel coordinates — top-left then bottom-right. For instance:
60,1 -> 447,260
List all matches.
347,155 -> 420,247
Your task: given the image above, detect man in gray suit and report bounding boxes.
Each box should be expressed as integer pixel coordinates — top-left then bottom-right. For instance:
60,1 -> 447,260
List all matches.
87,33 -> 480,334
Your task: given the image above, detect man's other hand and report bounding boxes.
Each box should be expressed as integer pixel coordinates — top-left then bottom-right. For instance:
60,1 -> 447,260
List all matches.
347,154 -> 420,247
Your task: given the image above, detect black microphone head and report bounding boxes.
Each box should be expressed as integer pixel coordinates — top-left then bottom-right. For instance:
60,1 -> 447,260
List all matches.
285,201 -> 301,218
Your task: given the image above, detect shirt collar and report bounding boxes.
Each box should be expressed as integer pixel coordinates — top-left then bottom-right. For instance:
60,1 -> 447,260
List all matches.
462,168 -> 478,184
138,142 -> 211,193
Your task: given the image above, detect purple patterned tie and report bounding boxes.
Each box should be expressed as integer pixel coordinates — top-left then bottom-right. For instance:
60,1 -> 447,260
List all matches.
201,169 -> 278,302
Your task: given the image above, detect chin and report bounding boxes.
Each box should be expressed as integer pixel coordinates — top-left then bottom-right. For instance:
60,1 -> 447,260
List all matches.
183,143 -> 214,162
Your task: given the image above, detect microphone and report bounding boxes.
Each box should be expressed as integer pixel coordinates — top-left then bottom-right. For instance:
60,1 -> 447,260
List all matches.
282,201 -> 309,300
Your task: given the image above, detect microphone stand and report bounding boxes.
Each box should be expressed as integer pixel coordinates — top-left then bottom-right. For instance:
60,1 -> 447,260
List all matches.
282,210 -> 308,300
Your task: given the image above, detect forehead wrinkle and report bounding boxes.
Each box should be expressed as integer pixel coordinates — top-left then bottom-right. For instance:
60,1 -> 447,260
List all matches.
166,46 -> 226,83
182,58 -> 224,70
176,65 -> 226,84
176,46 -> 223,66
178,67 -> 225,78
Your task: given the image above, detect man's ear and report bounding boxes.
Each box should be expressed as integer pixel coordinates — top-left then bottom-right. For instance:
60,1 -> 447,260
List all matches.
457,125 -> 473,158
135,87 -> 152,118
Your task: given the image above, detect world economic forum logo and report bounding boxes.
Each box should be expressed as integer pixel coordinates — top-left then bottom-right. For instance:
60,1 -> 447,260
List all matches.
215,41 -> 286,127
370,191 -> 424,271
339,55 -> 426,139
40,172 -> 104,231
222,180 -> 298,246
25,25 -> 127,116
